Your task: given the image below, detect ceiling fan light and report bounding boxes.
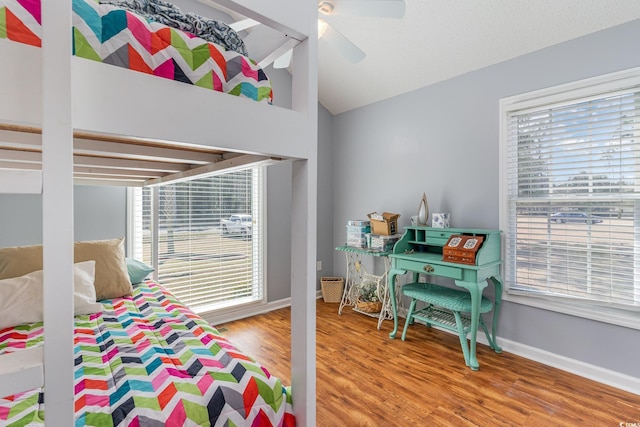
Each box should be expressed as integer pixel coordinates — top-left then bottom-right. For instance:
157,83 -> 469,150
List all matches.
318,1 -> 334,15
318,19 -> 328,38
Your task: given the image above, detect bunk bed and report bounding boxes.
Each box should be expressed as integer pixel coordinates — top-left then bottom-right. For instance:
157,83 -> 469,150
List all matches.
0,0 -> 317,425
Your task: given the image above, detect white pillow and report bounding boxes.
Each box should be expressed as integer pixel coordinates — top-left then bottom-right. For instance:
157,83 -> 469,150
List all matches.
72,261 -> 104,315
0,261 -> 103,330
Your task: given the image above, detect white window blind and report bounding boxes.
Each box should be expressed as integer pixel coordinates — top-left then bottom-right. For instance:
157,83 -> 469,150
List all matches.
131,168 -> 264,313
501,69 -> 640,314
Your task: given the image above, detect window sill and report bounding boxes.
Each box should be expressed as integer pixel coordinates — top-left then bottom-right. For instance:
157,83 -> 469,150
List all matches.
197,297 -> 275,326
503,293 -> 640,330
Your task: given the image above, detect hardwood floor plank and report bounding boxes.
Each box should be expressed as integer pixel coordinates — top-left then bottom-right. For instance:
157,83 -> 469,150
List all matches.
219,300 -> 640,426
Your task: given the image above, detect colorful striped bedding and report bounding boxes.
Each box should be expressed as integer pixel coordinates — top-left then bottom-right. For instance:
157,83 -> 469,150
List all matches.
0,281 -> 295,426
0,0 -> 273,103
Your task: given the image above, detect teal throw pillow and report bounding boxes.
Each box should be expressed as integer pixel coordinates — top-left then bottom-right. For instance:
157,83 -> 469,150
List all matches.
126,258 -> 154,284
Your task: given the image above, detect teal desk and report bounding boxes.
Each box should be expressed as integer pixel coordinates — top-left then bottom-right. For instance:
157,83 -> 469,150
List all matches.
388,227 -> 503,370
335,245 -> 394,330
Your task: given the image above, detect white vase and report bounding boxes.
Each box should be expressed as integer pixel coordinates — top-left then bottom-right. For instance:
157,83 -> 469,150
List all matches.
417,193 -> 429,226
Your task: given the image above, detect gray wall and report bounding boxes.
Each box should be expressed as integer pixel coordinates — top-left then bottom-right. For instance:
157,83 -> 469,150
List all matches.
331,19 -> 640,378
317,104 -> 335,284
264,67 -> 334,300
0,186 -> 127,246
265,103 -> 334,300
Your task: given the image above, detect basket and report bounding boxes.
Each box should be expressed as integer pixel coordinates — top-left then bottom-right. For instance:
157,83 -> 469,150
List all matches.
321,277 -> 344,303
356,298 -> 382,313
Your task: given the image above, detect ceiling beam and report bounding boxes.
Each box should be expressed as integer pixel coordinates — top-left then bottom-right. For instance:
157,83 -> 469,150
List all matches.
73,166 -> 166,178
0,150 -> 193,173
0,128 -> 223,164
258,38 -> 300,69
73,178 -> 144,187
145,154 -> 278,186
73,156 -> 191,173
0,149 -> 40,163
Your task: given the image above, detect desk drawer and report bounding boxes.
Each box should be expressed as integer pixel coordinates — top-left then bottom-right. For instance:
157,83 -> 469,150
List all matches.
425,230 -> 457,246
395,259 -> 463,280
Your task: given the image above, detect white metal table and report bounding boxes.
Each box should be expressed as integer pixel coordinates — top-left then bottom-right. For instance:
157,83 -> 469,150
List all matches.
335,245 -> 396,330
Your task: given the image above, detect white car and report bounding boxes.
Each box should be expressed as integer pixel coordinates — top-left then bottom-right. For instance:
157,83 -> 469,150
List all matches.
220,214 -> 252,235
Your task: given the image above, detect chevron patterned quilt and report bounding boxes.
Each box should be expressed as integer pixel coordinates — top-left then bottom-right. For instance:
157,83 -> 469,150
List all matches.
0,0 -> 273,103
0,281 -> 295,426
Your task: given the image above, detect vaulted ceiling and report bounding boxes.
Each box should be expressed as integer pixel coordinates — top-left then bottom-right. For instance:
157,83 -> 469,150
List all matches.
315,0 -> 640,115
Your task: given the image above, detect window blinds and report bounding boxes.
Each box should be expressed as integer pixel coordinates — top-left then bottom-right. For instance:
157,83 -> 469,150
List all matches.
135,168 -> 264,312
504,82 -> 640,310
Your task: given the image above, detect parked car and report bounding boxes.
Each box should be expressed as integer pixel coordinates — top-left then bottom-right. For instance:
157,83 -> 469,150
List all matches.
549,212 -> 603,224
220,214 -> 252,235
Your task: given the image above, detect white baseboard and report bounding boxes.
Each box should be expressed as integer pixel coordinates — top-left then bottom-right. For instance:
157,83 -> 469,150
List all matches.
206,295 -> 640,396
401,308 -> 640,396
496,337 -> 640,396
202,290 -> 323,326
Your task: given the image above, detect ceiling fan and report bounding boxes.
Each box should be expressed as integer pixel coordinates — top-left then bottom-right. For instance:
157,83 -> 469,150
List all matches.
317,0 -> 405,63
272,0 -> 406,68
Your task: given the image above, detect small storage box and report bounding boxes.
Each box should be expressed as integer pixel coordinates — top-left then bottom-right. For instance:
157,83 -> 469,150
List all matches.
346,224 -> 371,234
321,277 -> 344,303
370,233 -> 401,252
368,212 -> 400,236
347,220 -> 370,227
346,220 -> 371,248
346,233 -> 368,248
442,235 -> 484,265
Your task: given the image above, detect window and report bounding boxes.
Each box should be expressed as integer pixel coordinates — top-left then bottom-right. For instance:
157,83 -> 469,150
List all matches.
130,167 -> 265,313
499,67 -> 640,328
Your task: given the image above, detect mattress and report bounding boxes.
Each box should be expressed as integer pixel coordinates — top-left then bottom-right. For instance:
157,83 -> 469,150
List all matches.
0,0 -> 273,103
0,281 -> 295,426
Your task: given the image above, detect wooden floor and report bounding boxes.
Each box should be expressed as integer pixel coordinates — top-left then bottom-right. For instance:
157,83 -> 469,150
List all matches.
219,300 -> 640,426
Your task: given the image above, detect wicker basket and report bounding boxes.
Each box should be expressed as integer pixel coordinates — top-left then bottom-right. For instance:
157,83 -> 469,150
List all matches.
321,277 -> 344,303
356,299 -> 382,313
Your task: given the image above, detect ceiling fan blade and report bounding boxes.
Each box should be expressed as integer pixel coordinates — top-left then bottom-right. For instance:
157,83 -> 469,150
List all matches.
321,22 -> 365,63
328,0 -> 405,18
273,48 -> 293,69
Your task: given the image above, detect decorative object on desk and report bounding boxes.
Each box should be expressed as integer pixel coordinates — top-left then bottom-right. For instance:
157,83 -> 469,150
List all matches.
320,277 -> 344,303
356,278 -> 382,313
417,193 -> 429,226
432,213 -> 450,228
442,234 -> 485,265
410,215 -> 418,226
368,212 -> 400,235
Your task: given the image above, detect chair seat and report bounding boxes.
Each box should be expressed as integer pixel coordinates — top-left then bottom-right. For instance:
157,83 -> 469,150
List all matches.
402,282 -> 492,313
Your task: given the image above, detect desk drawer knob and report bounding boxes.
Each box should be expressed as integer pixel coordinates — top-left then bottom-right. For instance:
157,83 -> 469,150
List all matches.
423,265 -> 434,273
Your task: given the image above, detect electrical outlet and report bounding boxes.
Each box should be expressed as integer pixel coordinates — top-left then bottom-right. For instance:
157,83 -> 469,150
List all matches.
316,261 -> 322,271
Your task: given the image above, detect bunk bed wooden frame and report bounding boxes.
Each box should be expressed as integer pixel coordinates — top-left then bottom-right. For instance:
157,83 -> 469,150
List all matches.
0,0 -> 317,425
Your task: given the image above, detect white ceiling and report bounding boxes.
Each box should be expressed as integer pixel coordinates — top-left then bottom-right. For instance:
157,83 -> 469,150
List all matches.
317,0 -> 640,115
